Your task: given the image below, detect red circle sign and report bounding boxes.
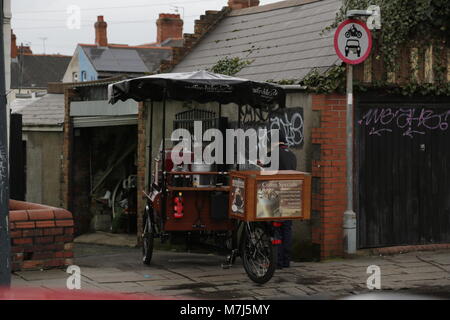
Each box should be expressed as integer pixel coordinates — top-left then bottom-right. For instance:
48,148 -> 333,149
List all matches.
334,19 -> 372,65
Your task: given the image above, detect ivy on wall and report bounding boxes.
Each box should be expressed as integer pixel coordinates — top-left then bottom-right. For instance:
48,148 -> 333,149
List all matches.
208,56 -> 253,76
277,0 -> 450,96
210,1 -> 450,96
326,0 -> 450,72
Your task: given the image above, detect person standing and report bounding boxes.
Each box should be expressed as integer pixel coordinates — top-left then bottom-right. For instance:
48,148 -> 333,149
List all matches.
258,130 -> 297,269
274,131 -> 297,269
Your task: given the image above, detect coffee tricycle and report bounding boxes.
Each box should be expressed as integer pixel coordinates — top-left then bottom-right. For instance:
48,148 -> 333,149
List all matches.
108,71 -> 311,284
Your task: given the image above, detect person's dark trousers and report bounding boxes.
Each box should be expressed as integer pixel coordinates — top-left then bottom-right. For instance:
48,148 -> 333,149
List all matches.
277,221 -> 292,268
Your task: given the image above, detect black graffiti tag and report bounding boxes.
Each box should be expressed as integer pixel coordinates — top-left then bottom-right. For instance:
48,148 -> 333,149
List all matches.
359,108 -> 450,138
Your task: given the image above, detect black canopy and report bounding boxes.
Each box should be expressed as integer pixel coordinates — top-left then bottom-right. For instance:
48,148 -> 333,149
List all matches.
108,70 -> 285,108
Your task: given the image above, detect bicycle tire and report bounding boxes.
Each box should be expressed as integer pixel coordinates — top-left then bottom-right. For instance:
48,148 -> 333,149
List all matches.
240,222 -> 276,284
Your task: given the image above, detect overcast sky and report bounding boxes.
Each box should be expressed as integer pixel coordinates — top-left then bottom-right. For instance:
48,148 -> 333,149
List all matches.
11,0 -> 282,56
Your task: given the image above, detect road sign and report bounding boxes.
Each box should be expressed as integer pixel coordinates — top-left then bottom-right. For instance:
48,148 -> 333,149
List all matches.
334,19 -> 372,65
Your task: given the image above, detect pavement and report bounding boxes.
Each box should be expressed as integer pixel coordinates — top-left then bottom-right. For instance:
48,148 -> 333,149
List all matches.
10,242 -> 450,300
74,231 -> 137,248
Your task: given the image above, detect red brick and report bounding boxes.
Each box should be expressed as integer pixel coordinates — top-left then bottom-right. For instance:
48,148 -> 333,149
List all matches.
33,243 -> 64,252
10,230 -> 22,238
28,209 -> 55,221
22,260 -> 44,269
22,229 -> 43,237
14,221 -> 36,229
35,220 -> 56,228
33,252 -> 55,260
54,251 -> 65,258
43,259 -> 65,268
42,228 -> 63,236
53,209 -> 72,220
9,210 -> 29,222
56,220 -> 74,227
35,236 -> 54,244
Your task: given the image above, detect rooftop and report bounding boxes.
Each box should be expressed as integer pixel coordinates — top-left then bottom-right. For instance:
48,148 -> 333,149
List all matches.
172,0 -> 342,82
11,54 -> 71,89
80,44 -> 173,74
12,94 -> 64,127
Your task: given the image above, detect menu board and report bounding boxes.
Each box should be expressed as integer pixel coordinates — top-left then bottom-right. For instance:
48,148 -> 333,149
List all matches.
230,178 -> 245,216
256,180 -> 303,218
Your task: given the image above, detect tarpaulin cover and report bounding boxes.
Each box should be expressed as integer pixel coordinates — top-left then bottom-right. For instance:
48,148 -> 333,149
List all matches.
108,70 -> 285,108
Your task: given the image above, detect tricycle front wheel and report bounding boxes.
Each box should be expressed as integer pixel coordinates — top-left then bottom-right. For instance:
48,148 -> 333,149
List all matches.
241,222 -> 276,284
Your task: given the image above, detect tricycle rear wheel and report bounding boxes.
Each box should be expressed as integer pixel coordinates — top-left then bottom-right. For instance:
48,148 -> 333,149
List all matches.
241,222 -> 276,284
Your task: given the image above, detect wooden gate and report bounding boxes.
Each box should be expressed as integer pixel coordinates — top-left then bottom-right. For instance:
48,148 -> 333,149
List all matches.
357,95 -> 450,248
9,113 -> 25,201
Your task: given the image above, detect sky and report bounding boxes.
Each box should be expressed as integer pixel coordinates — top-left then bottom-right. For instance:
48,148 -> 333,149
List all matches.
11,0 -> 282,56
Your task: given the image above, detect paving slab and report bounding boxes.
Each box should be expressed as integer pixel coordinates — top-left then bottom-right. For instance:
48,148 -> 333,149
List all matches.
15,269 -> 67,281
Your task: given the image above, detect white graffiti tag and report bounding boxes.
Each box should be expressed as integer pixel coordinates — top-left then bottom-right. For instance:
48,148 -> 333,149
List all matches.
270,112 -> 304,147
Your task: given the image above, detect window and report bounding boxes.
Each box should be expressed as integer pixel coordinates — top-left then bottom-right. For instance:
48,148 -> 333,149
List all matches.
81,71 -> 87,81
72,72 -> 78,82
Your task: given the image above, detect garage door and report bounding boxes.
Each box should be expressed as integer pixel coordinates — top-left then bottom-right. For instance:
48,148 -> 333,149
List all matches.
357,95 -> 450,248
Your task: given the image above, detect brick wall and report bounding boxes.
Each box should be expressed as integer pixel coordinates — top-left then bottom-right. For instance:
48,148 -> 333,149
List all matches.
136,102 -> 147,244
228,0 -> 260,10
311,93 -> 348,259
156,14 -> 183,44
62,88 -> 77,210
9,200 -> 74,271
160,7 -> 231,72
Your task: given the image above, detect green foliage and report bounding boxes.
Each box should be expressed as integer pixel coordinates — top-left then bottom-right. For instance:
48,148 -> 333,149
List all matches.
267,65 -> 346,94
326,0 -> 450,72
300,65 -> 347,94
209,56 -> 253,76
315,0 -> 450,96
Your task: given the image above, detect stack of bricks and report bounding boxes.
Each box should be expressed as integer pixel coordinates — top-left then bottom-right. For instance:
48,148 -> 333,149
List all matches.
9,200 -> 74,271
311,93 -> 348,259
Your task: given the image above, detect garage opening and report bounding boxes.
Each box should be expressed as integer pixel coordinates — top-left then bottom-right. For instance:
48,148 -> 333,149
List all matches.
71,125 -> 138,236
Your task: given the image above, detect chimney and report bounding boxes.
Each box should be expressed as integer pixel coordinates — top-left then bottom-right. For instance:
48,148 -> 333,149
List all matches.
95,15 -> 108,47
11,30 -> 17,59
156,14 -> 183,44
228,0 -> 260,10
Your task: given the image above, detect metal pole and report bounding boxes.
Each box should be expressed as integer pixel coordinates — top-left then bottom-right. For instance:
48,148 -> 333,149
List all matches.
0,0 -> 11,286
237,104 -> 241,172
161,92 -> 167,222
343,64 -> 356,254
148,101 -> 153,187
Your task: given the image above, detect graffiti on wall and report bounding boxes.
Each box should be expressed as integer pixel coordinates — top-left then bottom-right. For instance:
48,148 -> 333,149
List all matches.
0,143 -> 8,203
269,108 -> 304,148
359,107 -> 450,138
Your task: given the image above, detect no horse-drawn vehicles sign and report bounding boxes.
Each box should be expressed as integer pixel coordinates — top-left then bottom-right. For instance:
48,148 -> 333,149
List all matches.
334,19 -> 372,65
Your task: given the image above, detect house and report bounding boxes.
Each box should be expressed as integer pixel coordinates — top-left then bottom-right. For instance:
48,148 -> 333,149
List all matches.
126,0 -> 450,259
62,14 -> 184,83
10,31 -> 71,95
